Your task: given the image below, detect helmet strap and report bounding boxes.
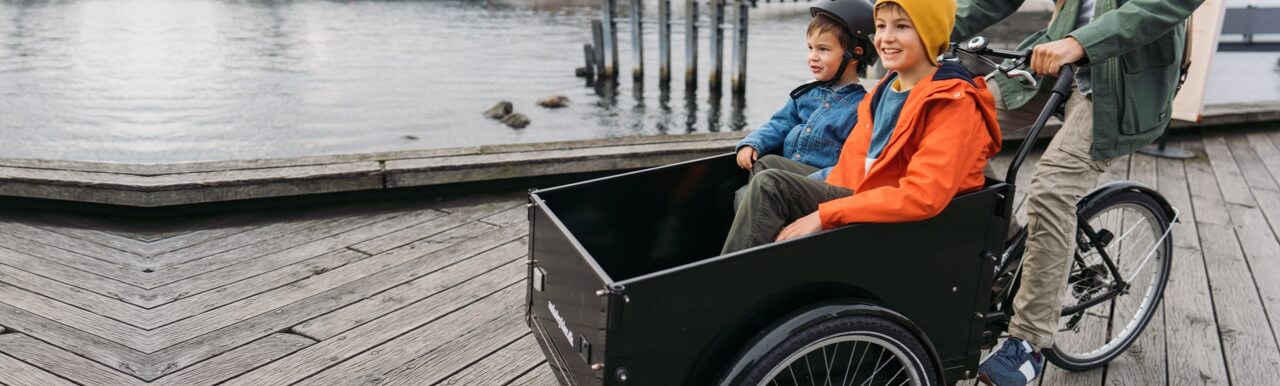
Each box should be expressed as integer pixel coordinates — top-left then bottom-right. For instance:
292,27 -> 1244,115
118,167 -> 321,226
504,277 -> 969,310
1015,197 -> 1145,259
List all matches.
828,51 -> 854,88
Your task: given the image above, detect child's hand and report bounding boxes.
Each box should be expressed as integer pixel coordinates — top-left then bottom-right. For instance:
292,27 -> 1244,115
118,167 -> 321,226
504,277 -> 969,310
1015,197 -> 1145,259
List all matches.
776,211 -> 823,242
736,147 -> 758,170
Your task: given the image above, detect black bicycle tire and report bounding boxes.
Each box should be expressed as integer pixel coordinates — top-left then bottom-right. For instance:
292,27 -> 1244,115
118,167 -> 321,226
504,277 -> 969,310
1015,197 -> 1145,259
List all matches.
735,315 -> 939,386
1044,190 -> 1173,371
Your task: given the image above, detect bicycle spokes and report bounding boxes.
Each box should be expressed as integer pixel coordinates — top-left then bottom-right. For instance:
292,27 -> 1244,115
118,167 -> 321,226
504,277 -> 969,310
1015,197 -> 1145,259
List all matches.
1052,199 -> 1171,365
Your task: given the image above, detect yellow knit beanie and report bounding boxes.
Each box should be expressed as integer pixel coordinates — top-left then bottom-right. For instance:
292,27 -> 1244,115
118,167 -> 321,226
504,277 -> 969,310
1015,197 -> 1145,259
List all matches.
874,0 -> 956,66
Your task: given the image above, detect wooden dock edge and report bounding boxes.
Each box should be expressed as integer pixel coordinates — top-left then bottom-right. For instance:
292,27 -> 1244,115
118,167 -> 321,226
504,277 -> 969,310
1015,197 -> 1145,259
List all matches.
0,132 -> 745,207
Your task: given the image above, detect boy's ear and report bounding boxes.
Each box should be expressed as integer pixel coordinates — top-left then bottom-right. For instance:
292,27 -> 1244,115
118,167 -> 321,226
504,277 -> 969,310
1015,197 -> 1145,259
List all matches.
852,46 -> 864,58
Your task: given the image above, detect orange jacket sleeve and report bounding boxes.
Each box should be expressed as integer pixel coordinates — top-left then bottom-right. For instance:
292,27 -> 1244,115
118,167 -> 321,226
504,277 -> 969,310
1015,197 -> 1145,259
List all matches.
817,95 -> 992,228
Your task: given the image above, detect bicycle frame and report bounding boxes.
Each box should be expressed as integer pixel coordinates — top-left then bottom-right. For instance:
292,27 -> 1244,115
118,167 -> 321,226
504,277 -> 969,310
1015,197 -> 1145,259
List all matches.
974,56 -> 1173,330
993,216 -> 1129,321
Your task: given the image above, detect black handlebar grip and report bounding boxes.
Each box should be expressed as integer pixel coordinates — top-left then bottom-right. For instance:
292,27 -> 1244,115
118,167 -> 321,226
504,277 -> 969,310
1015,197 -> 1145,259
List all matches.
1052,65 -> 1076,96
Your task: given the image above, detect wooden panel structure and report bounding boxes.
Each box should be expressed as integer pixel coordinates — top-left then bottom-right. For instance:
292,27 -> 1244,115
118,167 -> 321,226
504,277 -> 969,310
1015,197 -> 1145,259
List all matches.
2,128 -> 1280,385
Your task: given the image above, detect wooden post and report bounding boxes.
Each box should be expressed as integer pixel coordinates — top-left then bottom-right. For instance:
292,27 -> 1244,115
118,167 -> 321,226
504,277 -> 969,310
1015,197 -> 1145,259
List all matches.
685,0 -> 699,87
709,0 -> 725,92
631,0 -> 644,81
602,0 -> 619,79
731,0 -> 748,94
592,20 -> 606,77
659,0 -> 672,85
583,43 -> 596,80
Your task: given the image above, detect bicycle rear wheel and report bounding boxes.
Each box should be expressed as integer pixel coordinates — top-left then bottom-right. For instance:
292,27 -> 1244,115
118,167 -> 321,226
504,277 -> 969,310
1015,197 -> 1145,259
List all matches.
1045,189 -> 1173,370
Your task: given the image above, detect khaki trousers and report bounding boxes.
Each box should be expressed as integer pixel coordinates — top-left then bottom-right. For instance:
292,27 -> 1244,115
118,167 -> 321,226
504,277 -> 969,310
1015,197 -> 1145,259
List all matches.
989,81 -> 1117,349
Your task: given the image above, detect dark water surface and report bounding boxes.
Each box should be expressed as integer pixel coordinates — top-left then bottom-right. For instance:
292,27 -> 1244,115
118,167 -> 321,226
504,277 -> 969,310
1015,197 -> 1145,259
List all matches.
1,0 -> 1276,163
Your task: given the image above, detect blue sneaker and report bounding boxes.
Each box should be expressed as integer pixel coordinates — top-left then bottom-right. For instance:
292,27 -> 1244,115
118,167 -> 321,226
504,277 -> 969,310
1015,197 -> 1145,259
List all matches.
977,337 -> 1044,386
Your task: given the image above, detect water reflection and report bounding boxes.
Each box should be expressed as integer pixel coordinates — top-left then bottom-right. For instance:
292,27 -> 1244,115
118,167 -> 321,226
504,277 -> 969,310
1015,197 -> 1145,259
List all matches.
592,78 -> 617,110
731,92 -> 747,132
590,75 -> 747,135
656,83 -> 672,134
683,88 -> 700,134
700,89 -> 749,133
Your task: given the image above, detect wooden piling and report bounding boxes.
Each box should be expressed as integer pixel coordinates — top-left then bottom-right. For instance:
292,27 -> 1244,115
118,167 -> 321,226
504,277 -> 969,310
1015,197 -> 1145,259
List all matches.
592,20 -> 606,77
631,0 -> 644,81
583,43 -> 596,79
602,0 -> 619,79
709,0 -> 725,91
731,0 -> 748,94
685,0 -> 699,87
659,0 -> 672,84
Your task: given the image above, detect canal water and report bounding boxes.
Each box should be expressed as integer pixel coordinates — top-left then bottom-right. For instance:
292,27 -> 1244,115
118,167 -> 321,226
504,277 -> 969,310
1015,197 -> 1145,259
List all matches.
1,0 -> 1277,163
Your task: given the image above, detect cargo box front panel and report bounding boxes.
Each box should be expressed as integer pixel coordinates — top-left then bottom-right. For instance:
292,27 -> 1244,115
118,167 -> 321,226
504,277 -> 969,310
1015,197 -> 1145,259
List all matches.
527,201 -> 612,385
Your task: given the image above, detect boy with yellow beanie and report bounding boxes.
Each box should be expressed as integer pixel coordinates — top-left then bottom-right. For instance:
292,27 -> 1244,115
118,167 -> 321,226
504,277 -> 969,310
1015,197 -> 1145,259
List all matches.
722,0 -> 1002,255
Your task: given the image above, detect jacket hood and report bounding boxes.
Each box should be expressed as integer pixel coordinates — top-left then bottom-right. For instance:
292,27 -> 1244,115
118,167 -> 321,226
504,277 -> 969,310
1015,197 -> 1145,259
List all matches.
867,62 -> 1002,160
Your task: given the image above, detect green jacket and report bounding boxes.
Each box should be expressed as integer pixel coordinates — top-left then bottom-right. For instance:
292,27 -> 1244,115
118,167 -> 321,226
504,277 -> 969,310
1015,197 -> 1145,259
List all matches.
952,0 -> 1202,160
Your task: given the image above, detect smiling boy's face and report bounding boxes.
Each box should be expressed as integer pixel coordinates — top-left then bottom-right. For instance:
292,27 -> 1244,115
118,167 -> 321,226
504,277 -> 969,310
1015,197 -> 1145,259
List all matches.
806,31 -> 848,82
873,5 -> 927,73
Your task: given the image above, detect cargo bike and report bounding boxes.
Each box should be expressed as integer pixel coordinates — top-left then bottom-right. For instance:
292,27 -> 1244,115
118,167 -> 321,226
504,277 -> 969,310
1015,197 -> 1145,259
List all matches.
523,38 -> 1177,385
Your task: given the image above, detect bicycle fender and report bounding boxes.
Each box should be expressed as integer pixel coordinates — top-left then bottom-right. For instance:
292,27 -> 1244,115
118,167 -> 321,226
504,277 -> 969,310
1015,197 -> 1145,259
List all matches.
1077,181 -> 1177,221
716,300 -> 944,386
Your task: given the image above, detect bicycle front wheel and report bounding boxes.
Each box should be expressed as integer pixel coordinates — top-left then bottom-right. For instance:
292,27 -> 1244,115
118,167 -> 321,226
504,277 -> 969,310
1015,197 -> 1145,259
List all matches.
736,316 -> 937,386
1045,189 -> 1173,370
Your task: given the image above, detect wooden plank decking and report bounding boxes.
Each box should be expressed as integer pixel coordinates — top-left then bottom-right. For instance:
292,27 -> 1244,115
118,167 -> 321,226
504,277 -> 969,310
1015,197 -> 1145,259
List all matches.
3,128 -> 1280,385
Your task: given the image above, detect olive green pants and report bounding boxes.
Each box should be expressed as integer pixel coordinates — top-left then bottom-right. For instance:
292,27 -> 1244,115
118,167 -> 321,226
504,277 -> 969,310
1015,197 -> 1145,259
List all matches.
721,155 -> 853,254
990,81 -> 1117,350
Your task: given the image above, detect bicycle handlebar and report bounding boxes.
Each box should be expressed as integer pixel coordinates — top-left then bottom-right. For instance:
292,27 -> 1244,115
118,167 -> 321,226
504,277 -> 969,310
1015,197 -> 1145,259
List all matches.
951,37 -> 1082,185
1004,65 -> 1075,186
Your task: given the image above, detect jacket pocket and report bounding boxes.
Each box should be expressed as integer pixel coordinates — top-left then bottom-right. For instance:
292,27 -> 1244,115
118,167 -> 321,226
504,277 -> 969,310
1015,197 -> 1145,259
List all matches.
1119,65 -> 1175,135
1120,32 -> 1175,74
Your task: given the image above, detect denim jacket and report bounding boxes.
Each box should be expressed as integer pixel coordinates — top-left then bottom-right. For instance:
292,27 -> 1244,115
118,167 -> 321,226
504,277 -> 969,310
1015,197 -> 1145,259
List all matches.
737,83 -> 866,180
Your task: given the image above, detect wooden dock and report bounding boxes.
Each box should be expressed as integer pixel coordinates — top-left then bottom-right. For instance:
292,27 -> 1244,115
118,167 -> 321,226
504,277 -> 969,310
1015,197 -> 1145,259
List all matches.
0,101 -> 1277,209
3,127 -> 1280,385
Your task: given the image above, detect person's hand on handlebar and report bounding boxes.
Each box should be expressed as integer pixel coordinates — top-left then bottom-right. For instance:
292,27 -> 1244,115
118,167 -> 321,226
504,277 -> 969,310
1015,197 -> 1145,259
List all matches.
1031,37 -> 1086,75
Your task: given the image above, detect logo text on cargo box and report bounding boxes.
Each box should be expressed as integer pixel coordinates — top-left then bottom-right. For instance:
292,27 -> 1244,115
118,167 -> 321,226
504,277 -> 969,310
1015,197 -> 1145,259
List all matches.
548,301 -> 574,347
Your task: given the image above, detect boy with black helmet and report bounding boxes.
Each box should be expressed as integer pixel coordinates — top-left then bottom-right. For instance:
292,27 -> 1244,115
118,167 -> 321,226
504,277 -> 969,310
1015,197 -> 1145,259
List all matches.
801,0 -> 877,94
733,0 -> 876,181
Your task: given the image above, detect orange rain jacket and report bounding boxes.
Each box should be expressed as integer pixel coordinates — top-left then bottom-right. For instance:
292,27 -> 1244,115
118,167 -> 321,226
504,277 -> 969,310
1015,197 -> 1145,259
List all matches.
818,62 -> 1002,229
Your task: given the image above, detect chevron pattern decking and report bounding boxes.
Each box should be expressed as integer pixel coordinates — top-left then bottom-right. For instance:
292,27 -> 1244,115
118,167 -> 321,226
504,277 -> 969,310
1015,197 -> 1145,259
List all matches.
0,193 -> 556,385
2,129 -> 1280,385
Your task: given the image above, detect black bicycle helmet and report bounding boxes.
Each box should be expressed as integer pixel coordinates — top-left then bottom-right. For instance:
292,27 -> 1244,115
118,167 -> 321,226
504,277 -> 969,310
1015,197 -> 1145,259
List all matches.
791,0 -> 877,98
810,0 -> 876,65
